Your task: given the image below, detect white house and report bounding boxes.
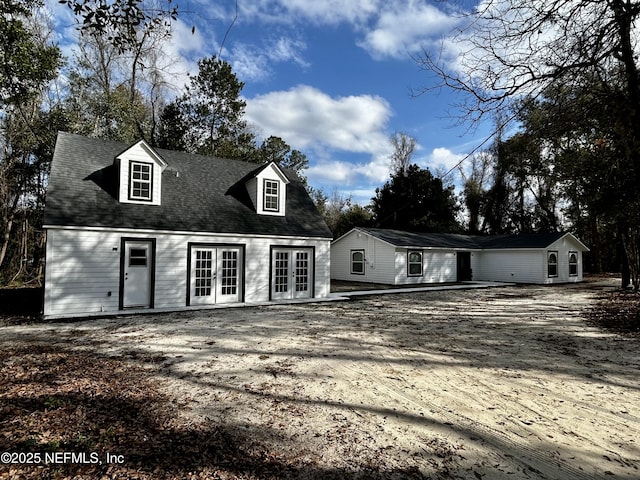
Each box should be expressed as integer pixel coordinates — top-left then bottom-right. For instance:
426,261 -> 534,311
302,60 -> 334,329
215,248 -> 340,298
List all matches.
43,132 -> 332,318
331,228 -> 589,285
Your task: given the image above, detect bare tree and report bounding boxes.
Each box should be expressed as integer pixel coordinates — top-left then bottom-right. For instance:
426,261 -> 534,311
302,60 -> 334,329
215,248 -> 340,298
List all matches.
458,151 -> 493,233
65,13 -> 178,143
417,0 -> 640,287
60,0 -> 177,54
416,1 -> 640,130
389,131 -> 417,176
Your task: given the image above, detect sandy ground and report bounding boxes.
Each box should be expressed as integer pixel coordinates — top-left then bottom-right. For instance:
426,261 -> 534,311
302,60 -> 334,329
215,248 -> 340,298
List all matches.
2,279 -> 639,479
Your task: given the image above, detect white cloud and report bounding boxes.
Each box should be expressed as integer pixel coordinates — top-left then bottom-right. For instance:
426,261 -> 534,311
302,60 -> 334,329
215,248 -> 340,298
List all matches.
245,84 -> 392,153
271,37 -> 309,66
234,0 -> 381,26
307,152 -> 392,187
230,36 -> 308,82
212,0 -> 462,61
420,147 -> 466,174
246,85 -> 395,190
358,1 -> 462,59
307,160 -> 357,184
160,19 -> 209,89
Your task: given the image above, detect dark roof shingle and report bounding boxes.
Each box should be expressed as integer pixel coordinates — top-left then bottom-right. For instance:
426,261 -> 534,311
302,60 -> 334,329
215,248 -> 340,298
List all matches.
357,228 -> 482,249
356,228 -> 579,250
44,132 -> 332,238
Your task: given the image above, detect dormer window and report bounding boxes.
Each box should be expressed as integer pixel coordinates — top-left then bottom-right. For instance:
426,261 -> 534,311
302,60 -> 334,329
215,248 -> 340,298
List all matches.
129,162 -> 152,201
264,179 -> 280,212
244,162 -> 289,217
115,139 -> 167,206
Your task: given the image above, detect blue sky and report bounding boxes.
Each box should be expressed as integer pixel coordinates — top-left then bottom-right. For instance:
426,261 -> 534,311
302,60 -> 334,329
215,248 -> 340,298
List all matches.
49,0 -> 494,204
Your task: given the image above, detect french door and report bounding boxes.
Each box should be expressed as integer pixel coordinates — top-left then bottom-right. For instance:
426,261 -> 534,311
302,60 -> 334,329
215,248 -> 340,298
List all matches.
189,246 -> 241,305
271,248 -> 313,300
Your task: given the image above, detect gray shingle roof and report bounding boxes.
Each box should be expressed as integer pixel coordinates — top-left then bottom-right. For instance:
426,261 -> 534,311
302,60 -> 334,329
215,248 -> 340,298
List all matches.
473,232 -> 568,249
356,228 -> 578,250
357,228 -> 483,249
44,132 -> 332,238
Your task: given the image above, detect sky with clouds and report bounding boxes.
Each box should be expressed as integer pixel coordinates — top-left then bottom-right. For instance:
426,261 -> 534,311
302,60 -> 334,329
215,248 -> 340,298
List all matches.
49,0 -> 493,204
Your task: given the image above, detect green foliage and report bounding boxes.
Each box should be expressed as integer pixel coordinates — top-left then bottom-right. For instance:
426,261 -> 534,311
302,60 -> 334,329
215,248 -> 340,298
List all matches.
249,136 -> 309,179
482,132 -> 559,234
1,0 -> 62,106
61,29 -> 160,143
311,190 -> 372,239
371,165 -> 461,233
44,396 -> 65,410
0,1 -> 63,285
157,55 -> 250,158
156,58 -> 311,183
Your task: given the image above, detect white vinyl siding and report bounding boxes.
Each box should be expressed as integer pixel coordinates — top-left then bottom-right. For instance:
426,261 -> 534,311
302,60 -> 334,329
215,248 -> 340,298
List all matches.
117,141 -> 164,206
546,237 -> 584,284
254,163 -> 288,216
331,229 -> 586,286
474,240 -> 584,284
475,250 -> 544,284
330,232 -> 395,284
44,227 -> 330,318
395,249 -> 458,285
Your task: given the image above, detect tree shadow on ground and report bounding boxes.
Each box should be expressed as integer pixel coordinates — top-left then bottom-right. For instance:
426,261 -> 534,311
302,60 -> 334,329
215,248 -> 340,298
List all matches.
0,343 -> 434,479
2,280 -> 638,479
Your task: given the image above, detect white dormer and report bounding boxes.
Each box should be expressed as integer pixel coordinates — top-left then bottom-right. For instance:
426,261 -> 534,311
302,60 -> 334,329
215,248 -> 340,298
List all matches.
115,140 -> 168,205
246,162 -> 290,216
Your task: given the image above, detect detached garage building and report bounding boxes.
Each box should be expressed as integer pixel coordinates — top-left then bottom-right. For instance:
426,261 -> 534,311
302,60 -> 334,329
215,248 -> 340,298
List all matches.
43,132 -> 332,318
331,228 -> 589,286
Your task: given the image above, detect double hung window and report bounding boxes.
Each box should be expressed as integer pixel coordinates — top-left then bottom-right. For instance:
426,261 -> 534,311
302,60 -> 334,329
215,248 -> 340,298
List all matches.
547,251 -> 558,277
130,162 -> 152,201
351,250 -> 365,275
408,250 -> 423,276
264,180 -> 280,211
569,251 -> 578,276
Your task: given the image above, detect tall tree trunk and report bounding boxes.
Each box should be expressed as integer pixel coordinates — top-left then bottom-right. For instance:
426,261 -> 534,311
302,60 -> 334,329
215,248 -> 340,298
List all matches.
619,222 -> 631,289
0,194 -> 20,273
0,213 -> 14,272
589,212 -> 602,274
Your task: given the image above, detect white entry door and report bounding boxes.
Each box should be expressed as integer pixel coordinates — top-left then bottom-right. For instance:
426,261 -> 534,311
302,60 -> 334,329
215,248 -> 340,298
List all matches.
190,247 -> 241,305
271,248 -> 313,300
122,240 -> 153,308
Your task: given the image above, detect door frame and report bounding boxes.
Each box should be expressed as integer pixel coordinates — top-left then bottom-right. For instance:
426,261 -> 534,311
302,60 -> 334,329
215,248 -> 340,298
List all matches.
186,242 -> 246,306
269,246 -> 315,301
119,237 -> 156,310
456,251 -> 472,282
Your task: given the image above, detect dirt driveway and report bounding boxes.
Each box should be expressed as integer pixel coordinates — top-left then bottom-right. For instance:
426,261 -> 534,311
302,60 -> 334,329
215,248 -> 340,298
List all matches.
2,280 -> 639,479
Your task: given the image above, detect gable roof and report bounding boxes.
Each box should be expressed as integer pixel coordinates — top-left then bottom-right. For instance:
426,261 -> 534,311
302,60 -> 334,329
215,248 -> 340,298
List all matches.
44,132 -> 332,238
341,228 -> 588,251
116,138 -> 168,171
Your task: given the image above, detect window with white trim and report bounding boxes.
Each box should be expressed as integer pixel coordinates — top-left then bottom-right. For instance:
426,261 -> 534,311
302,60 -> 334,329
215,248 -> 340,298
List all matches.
351,250 -> 365,275
547,251 -> 558,277
129,162 -> 152,201
569,251 -> 578,276
263,179 -> 280,211
407,250 -> 423,276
